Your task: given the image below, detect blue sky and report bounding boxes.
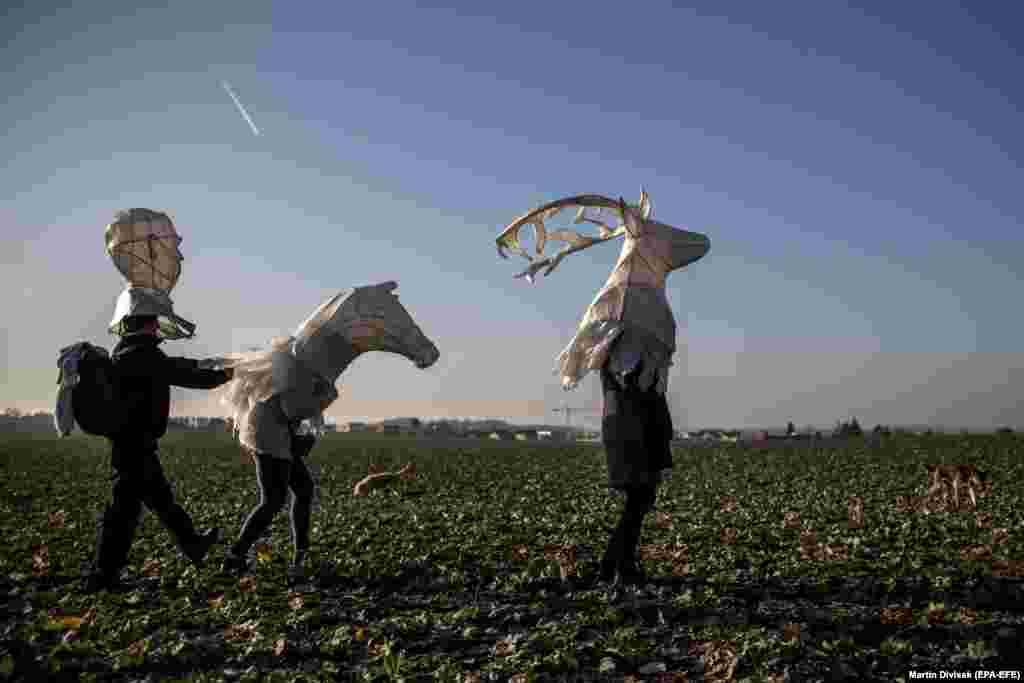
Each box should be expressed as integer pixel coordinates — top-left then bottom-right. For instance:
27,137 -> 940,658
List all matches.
2,1 -> 1021,429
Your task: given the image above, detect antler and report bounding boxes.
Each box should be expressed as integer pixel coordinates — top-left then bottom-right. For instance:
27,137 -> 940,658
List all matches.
496,191 -> 652,282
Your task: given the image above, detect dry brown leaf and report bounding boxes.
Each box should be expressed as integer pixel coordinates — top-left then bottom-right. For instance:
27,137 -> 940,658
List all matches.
782,511 -> 801,529
960,544 -> 993,562
208,592 -> 226,609
126,638 -> 147,657
462,673 -> 482,683
141,557 -> 161,577
510,544 -> 529,561
254,542 -> 272,563
542,544 -> 578,578
273,638 -> 287,656
655,511 -> 673,529
239,575 -> 258,593
847,496 -> 864,528
702,639 -> 738,682
720,527 -> 738,545
31,544 -> 49,576
671,560 -> 692,576
880,607 -> 913,625
224,621 -> 258,642
48,510 -> 67,528
399,462 -> 416,480
719,496 -> 738,513
958,607 -> 978,624
991,559 -> 1024,577
782,622 -> 800,642
639,543 -> 689,562
493,638 -> 515,657
824,543 -> 849,561
975,511 -> 993,529
49,615 -> 85,630
992,528 -> 1010,545
367,638 -> 386,657
288,592 -> 305,610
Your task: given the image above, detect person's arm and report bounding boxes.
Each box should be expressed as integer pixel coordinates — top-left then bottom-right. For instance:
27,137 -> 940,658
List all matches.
164,355 -> 233,389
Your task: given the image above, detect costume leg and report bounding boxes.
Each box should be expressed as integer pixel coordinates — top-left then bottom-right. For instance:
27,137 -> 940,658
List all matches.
600,499 -> 629,581
136,453 -> 201,550
620,484 -> 656,573
288,455 -> 315,557
92,467 -> 144,579
230,454 -> 291,557
601,484 -> 656,582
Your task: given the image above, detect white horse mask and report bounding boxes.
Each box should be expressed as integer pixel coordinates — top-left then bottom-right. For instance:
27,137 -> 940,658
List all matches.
221,282 -> 440,458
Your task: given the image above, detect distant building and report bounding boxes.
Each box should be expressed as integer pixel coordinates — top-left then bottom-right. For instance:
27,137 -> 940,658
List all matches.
428,421 -> 460,437
375,417 -> 421,433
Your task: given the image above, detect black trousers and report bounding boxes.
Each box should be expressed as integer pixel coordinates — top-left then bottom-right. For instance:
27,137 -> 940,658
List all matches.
230,453 -> 315,558
600,367 -> 673,490
602,484 -> 657,574
93,445 -> 201,577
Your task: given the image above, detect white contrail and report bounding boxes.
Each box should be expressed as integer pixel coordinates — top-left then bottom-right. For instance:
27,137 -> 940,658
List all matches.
221,80 -> 261,137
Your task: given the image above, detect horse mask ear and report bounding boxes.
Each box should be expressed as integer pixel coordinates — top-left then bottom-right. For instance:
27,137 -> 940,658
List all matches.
379,281 -> 398,293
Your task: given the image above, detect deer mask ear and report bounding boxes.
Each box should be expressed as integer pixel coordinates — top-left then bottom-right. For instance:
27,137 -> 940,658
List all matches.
639,188 -> 652,220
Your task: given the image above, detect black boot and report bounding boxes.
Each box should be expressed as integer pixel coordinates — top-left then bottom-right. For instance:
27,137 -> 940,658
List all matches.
81,571 -> 122,593
615,550 -> 649,587
598,549 -> 618,584
84,506 -> 132,592
613,486 -> 654,586
182,528 -> 221,564
221,551 -> 251,576
599,516 -> 628,584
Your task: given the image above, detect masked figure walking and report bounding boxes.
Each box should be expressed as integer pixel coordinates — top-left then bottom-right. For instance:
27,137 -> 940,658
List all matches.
218,283 -> 439,581
82,296 -> 233,592
74,209 -> 234,593
495,191 -> 710,585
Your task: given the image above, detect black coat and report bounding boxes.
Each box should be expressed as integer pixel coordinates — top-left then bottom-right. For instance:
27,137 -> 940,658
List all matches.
600,364 -> 673,490
111,334 -> 231,445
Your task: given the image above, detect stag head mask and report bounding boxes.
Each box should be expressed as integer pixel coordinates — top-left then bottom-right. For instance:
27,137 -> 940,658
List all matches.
496,190 -> 710,392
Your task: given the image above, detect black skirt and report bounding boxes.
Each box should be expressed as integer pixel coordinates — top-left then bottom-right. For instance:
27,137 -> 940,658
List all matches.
600,366 -> 674,490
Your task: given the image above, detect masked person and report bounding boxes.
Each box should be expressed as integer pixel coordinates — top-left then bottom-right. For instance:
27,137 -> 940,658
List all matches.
82,288 -> 233,593
218,284 -> 439,582
495,191 -> 710,586
220,395 -> 318,581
